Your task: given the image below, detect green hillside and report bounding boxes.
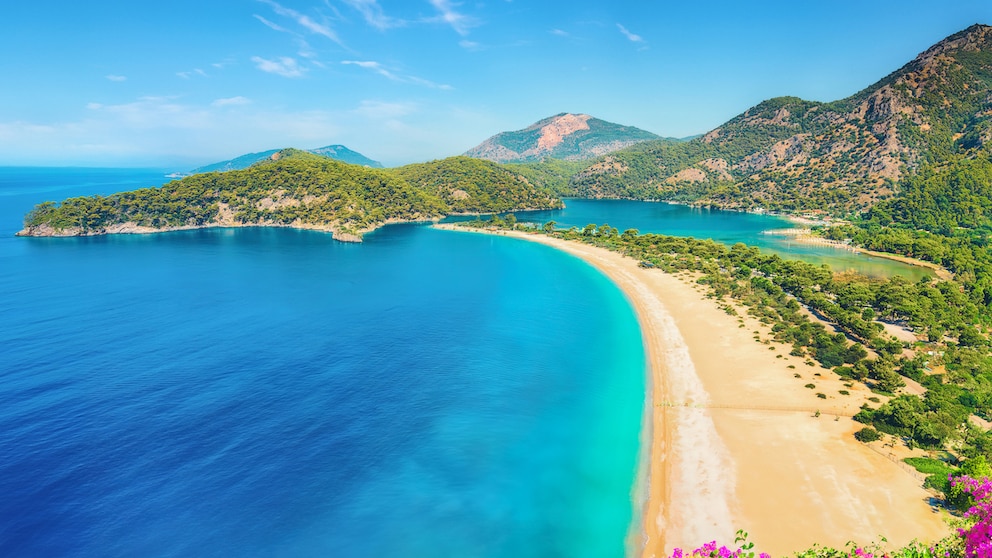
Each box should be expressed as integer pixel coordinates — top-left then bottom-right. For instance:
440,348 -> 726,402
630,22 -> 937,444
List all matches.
393,156 -> 562,213
569,24 -> 992,215
20,151 -> 560,240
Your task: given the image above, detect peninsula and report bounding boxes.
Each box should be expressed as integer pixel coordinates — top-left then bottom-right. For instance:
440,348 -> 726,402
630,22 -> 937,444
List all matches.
16,151 -> 562,241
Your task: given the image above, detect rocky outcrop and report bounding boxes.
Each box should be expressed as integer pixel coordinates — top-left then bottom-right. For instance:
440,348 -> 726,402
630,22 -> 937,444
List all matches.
465,113 -> 659,163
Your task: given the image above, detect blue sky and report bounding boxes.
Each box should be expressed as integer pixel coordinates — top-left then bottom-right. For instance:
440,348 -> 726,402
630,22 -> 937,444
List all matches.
1,1 -> 990,168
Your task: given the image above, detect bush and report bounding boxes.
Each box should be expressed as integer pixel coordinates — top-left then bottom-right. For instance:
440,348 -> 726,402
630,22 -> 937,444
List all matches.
904,457 -> 954,476
854,427 -> 882,442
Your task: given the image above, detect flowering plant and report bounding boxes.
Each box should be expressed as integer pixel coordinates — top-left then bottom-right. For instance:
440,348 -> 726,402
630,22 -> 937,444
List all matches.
951,475 -> 992,558
667,527 -> 965,558
669,530 -> 770,558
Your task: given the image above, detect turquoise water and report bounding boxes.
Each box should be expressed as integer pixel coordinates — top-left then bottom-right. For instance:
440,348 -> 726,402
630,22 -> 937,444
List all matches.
0,169 -> 645,557
514,199 -> 932,280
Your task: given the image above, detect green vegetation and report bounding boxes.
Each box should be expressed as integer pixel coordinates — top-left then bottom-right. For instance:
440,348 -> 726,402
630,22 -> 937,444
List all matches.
905,456 -> 956,475
503,159 -> 587,197
854,427 -> 882,443
392,156 -> 560,213
21,151 -> 561,239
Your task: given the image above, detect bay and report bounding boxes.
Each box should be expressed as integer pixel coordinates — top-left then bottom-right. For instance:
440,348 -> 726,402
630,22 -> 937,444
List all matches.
0,168 -> 645,557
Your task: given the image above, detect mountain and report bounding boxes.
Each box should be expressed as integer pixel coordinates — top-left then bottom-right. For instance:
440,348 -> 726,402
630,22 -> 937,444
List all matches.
307,145 -> 383,168
188,149 -> 281,174
189,144 -> 382,174
464,113 -> 661,163
570,24 -> 992,215
19,151 -> 560,241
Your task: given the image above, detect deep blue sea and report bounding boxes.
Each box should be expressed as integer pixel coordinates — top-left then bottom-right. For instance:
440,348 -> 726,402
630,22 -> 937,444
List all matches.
0,169 -> 646,557
0,168 -> 927,557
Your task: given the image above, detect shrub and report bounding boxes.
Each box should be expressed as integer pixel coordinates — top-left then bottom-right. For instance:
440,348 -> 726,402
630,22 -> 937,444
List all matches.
854,427 -> 882,442
904,457 -> 954,476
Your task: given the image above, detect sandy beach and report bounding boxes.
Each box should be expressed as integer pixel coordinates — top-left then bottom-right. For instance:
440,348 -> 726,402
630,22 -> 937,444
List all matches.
435,225 -> 949,556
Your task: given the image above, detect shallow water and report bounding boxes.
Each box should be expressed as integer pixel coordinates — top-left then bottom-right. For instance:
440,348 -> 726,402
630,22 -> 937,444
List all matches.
513,199 -> 932,280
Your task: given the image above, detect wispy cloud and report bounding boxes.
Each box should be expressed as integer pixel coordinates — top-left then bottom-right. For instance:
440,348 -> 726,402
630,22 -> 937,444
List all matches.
254,14 -> 290,33
0,96 -> 482,167
458,40 -> 480,50
340,0 -> 404,30
428,0 -> 476,36
342,60 -> 400,81
252,56 -> 307,78
550,29 -> 568,37
341,60 -> 451,90
297,38 -> 318,59
177,69 -> 208,79
616,23 -> 644,43
105,75 -> 127,82
212,96 -> 252,107
407,76 -> 453,91
0,96 -> 348,165
258,0 -> 343,46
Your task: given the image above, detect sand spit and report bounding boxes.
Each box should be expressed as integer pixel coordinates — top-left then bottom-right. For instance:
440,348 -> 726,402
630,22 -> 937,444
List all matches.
434,224 -> 949,557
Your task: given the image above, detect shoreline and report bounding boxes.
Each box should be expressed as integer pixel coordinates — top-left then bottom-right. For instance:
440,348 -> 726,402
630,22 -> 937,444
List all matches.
763,228 -> 953,280
434,224 -> 949,556
12,206 -> 559,242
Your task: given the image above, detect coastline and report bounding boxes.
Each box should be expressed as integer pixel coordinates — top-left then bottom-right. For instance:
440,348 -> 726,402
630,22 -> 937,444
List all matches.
434,224 -> 948,556
16,221 -> 370,242
13,207 -> 558,242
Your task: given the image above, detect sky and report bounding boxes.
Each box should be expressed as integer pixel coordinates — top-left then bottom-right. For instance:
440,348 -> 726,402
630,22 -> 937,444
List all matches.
1,1 -> 990,169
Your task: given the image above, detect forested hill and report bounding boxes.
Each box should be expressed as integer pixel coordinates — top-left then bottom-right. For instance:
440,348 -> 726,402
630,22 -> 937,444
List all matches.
18,151 -> 561,241
393,156 -> 560,213
566,24 -> 992,214
464,113 -> 661,164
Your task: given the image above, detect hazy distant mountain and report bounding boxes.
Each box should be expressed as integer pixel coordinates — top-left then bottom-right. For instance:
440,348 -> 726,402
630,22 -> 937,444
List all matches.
570,24 -> 992,213
464,113 -> 660,163
307,145 -> 383,168
189,144 -> 382,174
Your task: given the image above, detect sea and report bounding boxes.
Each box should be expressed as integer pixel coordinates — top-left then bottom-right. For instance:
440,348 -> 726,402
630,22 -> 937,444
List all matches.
0,168 -> 928,557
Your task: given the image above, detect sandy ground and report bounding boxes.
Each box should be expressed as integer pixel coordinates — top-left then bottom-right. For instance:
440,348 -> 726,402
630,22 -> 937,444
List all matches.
435,225 -> 949,557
